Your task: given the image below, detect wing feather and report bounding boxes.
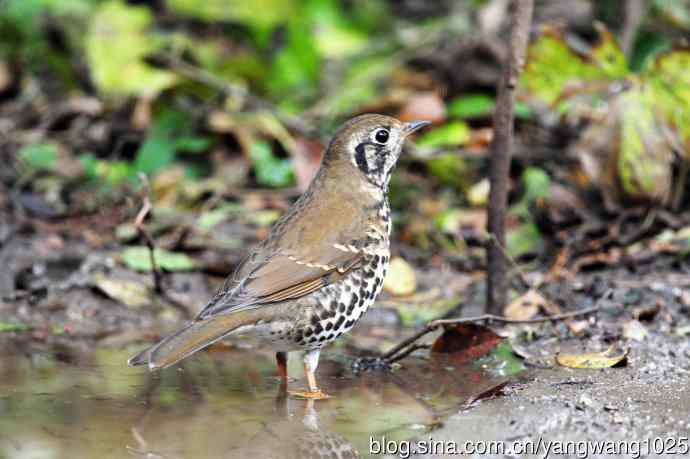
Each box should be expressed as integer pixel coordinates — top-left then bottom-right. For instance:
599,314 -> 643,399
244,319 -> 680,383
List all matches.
196,245 -> 364,319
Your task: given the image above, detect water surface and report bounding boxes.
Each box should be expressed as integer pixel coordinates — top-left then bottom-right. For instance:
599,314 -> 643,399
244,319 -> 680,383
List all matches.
0,341 -> 516,458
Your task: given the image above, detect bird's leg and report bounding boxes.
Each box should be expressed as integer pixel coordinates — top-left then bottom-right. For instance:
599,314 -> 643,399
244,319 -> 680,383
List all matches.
288,349 -> 330,400
276,351 -> 288,381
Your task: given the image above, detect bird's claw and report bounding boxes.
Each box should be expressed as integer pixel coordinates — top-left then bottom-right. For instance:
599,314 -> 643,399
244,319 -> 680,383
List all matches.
288,389 -> 331,400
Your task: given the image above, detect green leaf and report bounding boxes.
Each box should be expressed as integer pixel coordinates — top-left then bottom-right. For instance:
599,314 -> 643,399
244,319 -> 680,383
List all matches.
166,0 -> 297,28
78,153 -> 99,178
447,94 -> 532,120
617,85 -> 673,201
426,153 -> 470,189
310,0 -> 367,58
18,143 -> 58,170
511,167 -> 551,219
0,322 -> 32,333
521,25 -> 628,106
590,26 -> 629,77
447,94 -> 495,119
522,167 -> 551,203
479,341 -> 525,377
267,17 -> 321,99
86,0 -> 176,96
197,204 -> 241,231
134,136 -> 175,175
249,140 -> 295,188
134,109 -> 193,175
644,49 -> 690,152
434,209 -> 462,234
514,101 -> 534,119
106,161 -> 133,185
416,121 -> 471,148
248,209 -> 282,227
121,246 -> 198,272
507,223 -> 542,259
629,30 -> 671,71
79,153 -> 133,185
174,136 -> 212,153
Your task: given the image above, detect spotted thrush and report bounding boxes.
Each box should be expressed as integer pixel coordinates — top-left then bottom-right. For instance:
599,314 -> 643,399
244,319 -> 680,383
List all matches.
128,114 -> 430,398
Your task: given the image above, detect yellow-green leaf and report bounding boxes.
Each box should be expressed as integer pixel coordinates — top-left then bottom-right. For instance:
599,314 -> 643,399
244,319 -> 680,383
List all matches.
590,24 -> 629,78
556,346 -> 628,369
167,0 -> 296,28
416,121 -> 470,148
521,25 -> 628,106
645,49 -> 690,154
383,257 -> 416,297
507,223 -> 542,259
86,1 -> 176,96
617,85 -> 673,202
121,246 -> 197,272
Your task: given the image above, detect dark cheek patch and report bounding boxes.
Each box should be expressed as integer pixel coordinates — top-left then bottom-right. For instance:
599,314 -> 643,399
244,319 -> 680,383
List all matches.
355,143 -> 369,174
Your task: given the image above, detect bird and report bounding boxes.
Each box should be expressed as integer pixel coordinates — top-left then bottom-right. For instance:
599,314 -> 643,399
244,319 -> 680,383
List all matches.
128,114 -> 430,399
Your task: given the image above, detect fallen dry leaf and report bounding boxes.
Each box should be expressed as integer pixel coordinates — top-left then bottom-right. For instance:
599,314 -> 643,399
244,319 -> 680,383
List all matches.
467,178 -> 490,207
431,323 -> 503,365
93,273 -> 152,309
466,127 -> 493,150
398,92 -> 446,124
622,320 -> 648,342
504,289 -> 545,321
0,60 -> 12,92
556,346 -> 628,369
292,137 -> 323,192
383,257 -> 416,296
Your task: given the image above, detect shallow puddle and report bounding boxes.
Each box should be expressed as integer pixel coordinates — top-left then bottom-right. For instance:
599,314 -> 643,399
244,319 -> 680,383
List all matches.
0,341 -> 518,458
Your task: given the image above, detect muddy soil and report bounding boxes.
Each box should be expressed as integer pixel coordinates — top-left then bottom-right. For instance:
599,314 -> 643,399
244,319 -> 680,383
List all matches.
405,334 -> 690,458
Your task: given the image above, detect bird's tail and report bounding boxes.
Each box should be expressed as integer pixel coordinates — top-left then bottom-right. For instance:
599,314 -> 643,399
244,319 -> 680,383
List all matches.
127,311 -> 257,370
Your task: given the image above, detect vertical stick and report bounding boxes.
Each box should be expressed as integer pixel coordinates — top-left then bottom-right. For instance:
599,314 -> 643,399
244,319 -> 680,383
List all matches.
620,0 -> 645,58
486,0 -> 534,314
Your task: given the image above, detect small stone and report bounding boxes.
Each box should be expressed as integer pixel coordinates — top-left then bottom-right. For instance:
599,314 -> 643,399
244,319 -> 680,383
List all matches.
623,320 -> 648,342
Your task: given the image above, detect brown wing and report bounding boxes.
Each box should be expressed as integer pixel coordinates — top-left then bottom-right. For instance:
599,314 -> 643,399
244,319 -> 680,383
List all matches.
196,243 -> 364,319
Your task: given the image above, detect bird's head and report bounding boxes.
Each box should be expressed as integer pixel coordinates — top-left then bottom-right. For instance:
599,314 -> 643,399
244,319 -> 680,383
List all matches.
324,114 -> 430,189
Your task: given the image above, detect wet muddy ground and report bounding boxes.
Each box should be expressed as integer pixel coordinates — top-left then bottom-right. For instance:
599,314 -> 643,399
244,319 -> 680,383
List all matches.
407,334 -> 690,458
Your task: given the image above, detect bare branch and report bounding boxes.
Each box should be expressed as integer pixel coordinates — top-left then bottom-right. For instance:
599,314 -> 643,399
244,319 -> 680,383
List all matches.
486,0 -> 534,314
381,302 -> 605,364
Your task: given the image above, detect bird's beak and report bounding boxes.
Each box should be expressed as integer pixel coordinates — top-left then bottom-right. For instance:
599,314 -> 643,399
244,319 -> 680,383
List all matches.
403,120 -> 431,136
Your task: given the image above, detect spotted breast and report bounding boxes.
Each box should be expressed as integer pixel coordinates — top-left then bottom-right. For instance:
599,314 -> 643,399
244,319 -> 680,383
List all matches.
283,199 -> 391,350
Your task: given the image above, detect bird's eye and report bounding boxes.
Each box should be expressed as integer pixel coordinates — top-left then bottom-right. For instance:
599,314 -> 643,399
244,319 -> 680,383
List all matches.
374,128 -> 390,144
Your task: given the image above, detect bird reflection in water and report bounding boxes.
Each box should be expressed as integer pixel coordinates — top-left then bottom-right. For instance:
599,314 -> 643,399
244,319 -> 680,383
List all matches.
127,383 -> 360,459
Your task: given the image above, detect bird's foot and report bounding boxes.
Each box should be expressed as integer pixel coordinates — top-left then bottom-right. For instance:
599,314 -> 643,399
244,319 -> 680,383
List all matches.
288,389 -> 331,400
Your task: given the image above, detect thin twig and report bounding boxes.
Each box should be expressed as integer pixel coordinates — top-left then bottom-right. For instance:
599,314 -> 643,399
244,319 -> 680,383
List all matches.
382,303 -> 603,363
430,304 -> 603,327
134,174 -> 163,294
386,344 -> 431,364
133,174 -> 192,319
486,0 -> 534,313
